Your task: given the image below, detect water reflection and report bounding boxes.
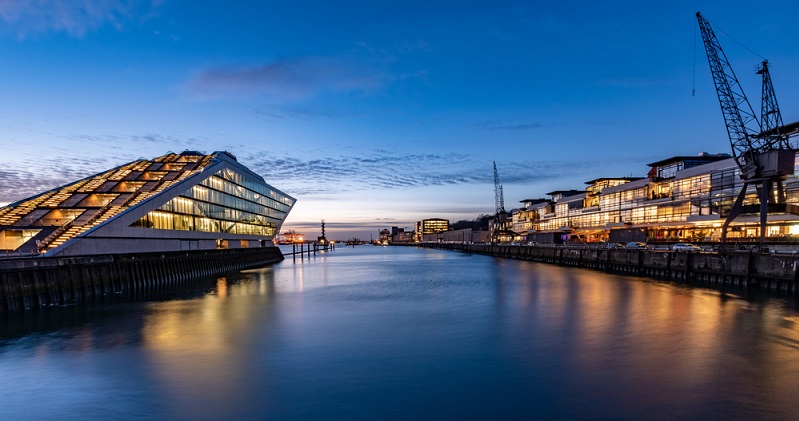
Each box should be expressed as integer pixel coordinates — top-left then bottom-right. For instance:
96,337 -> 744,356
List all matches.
1,246 -> 799,419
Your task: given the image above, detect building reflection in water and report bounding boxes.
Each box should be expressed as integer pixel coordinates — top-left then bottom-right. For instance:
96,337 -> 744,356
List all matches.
3,246 -> 799,419
493,261 -> 799,417
139,268 -> 279,418
216,277 -> 228,299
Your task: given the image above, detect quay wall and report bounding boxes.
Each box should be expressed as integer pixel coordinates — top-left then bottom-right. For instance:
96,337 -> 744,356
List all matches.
415,243 -> 799,292
0,247 -> 284,312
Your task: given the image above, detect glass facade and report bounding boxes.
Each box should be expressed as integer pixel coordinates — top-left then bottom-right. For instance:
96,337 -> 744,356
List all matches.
131,167 -> 294,238
0,150 -> 294,254
512,156 -> 799,243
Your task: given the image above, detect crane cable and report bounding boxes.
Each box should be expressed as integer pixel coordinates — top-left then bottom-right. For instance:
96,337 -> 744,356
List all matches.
692,15 -> 767,97
692,22 -> 696,96
711,19 -> 766,61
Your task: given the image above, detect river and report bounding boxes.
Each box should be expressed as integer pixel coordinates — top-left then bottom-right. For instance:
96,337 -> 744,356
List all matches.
1,245 -> 799,420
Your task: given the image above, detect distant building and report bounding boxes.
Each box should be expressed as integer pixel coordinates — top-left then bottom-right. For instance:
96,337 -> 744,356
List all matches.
390,227 -> 414,243
279,231 -> 305,244
488,212 -> 517,243
0,151 -> 295,256
423,227 -> 489,243
379,229 -> 391,244
414,218 -> 449,242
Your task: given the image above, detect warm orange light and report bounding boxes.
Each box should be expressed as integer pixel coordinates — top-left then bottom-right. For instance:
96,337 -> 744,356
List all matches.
216,277 -> 228,299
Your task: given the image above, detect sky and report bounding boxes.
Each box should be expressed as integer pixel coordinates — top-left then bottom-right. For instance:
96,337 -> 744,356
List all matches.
1,0 -> 799,240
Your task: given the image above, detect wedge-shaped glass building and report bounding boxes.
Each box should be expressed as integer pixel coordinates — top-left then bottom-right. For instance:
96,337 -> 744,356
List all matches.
0,151 -> 295,256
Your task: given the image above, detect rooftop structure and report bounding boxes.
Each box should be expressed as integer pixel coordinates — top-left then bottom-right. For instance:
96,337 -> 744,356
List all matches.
647,153 -> 731,180
0,151 -> 295,256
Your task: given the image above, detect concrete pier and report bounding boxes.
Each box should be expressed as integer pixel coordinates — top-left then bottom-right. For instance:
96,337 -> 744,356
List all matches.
0,247 -> 284,312
416,243 -> 799,292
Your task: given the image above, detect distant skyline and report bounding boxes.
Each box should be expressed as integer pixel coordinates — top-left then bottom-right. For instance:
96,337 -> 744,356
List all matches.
2,1 -> 799,239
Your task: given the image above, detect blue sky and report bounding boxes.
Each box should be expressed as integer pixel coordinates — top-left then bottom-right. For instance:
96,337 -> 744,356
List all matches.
1,1 -> 799,240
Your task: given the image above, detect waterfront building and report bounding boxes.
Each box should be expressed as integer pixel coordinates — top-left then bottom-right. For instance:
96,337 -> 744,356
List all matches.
389,227 -> 414,243
379,228 -> 391,244
278,230 -> 305,244
0,151 -> 295,256
488,212 -> 519,243
414,218 -> 449,242
522,152 -> 799,244
422,227 -> 490,243
513,198 -> 550,234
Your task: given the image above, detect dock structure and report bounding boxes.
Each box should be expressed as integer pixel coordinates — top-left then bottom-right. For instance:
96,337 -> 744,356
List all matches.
284,241 -> 336,260
415,243 -> 799,292
0,247 -> 284,312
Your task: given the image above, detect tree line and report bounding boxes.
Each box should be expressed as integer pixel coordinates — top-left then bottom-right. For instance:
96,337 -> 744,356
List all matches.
449,214 -> 492,231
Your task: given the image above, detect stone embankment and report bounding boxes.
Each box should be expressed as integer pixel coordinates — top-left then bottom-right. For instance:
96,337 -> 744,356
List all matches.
0,247 -> 284,312
416,243 -> 799,292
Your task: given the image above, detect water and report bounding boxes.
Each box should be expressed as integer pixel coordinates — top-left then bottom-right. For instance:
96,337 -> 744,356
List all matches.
2,245 -> 799,420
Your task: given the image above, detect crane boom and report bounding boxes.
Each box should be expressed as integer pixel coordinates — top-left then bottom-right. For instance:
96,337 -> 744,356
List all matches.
696,11 -> 762,177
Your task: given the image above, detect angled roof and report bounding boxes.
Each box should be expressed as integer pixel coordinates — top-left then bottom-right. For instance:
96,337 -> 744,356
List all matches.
0,150 -> 295,256
519,198 -> 550,205
584,177 -> 642,184
646,154 -> 730,168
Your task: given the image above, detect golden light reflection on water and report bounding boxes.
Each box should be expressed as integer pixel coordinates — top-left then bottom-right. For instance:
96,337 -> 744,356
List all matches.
216,277 -> 228,299
7,248 -> 799,419
138,270 -> 281,416
4,247 -> 799,419
501,260 -> 799,411
69,247 -> 799,418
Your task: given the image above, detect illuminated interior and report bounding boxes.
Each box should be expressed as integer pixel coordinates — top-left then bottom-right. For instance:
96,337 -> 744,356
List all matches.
131,168 -> 291,237
0,151 -> 295,255
514,154 -> 799,243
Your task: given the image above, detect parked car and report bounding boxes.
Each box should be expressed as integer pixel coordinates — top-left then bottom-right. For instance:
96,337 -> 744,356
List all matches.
673,243 -> 702,252
606,242 -> 625,249
625,242 -> 648,250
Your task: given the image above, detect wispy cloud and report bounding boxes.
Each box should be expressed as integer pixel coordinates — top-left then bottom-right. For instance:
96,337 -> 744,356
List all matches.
0,145 -> 634,207
0,154 -> 114,203
243,151 -> 569,196
252,105 -> 359,121
475,121 -> 544,131
187,56 -> 388,102
0,0 -> 159,39
67,132 -> 203,148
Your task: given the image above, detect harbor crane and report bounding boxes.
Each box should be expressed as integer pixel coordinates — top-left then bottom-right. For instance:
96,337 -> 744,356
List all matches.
492,161 -> 507,242
696,11 -> 797,250
493,161 -> 505,216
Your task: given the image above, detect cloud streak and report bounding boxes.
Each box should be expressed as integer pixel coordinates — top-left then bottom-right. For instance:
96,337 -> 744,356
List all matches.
0,154 -> 113,204
244,151 -> 571,197
188,56 -> 388,102
0,143 -> 627,209
0,0 -> 158,38
475,121 -> 544,131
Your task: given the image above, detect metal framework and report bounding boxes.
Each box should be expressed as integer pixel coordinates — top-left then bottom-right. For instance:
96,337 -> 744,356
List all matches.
758,60 -> 790,149
696,12 -> 795,250
696,12 -> 761,176
492,161 -> 507,242
493,161 -> 505,215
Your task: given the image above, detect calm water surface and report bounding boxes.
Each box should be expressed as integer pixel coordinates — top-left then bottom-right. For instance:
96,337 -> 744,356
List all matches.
2,246 -> 799,420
